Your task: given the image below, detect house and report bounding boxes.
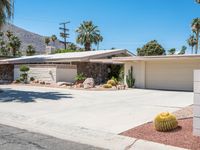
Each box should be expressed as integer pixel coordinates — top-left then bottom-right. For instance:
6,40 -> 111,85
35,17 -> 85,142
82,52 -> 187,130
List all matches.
114,54 -> 200,91
0,49 -> 133,84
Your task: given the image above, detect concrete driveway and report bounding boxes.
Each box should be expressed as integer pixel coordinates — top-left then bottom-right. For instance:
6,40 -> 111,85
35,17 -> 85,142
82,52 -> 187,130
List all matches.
0,85 -> 193,134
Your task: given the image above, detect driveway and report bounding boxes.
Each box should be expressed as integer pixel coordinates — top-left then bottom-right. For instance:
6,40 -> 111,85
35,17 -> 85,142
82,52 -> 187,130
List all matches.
0,85 -> 193,134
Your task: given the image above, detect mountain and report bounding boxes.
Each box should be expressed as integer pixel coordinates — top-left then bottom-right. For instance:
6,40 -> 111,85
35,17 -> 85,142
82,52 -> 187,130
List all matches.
1,24 -> 64,54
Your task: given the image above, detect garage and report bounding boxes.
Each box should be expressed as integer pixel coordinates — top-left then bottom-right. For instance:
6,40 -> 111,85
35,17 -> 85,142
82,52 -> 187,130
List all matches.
121,55 -> 200,91
145,59 -> 200,91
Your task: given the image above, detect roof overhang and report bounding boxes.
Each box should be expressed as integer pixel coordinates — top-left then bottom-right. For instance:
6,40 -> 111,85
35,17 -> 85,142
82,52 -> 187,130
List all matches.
113,54 -> 200,62
0,49 -> 134,65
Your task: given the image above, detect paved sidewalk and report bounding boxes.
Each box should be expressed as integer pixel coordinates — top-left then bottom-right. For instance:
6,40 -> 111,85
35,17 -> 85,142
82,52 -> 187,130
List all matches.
0,118 -> 186,150
0,124 -> 104,150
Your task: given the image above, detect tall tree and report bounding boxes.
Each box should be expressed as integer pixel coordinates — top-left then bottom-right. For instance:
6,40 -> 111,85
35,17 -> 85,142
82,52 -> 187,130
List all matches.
178,46 -> 187,55
187,35 -> 197,54
168,48 -> 176,55
26,45 -> 36,56
76,21 -> 103,51
45,37 -> 50,46
7,35 -> 21,56
191,18 -> 200,54
137,40 -> 165,56
0,0 -> 14,29
51,34 -> 57,46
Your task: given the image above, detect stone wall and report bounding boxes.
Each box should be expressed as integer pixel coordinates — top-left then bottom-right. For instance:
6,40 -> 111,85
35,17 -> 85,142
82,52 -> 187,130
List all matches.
74,62 -> 109,84
0,64 -> 14,83
193,70 -> 200,136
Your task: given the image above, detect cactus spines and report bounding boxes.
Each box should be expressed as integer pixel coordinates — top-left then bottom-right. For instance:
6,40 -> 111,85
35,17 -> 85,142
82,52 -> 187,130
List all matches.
154,112 -> 178,132
126,66 -> 135,88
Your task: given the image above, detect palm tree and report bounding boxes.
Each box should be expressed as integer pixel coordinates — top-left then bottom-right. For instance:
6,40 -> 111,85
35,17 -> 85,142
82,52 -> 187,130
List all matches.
187,35 -> 197,54
26,45 -> 36,56
192,18 -> 200,54
45,37 -> 50,46
51,35 -> 57,46
7,35 -> 21,56
0,0 -> 14,29
196,0 -> 200,3
76,21 -> 103,51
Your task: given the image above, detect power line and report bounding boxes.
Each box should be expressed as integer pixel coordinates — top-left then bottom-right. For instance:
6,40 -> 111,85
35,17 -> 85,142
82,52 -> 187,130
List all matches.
59,21 -> 70,50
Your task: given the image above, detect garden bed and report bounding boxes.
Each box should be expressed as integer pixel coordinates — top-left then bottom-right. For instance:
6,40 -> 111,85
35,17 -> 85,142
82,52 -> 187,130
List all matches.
121,118 -> 200,150
10,83 -> 127,91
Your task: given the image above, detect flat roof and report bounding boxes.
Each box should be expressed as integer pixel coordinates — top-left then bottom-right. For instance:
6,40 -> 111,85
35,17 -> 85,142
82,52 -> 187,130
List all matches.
113,54 -> 200,62
0,49 -> 133,64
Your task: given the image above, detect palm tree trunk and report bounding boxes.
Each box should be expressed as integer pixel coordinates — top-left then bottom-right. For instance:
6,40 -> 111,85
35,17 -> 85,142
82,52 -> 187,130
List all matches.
192,46 -> 194,54
196,30 -> 199,54
84,43 -> 91,51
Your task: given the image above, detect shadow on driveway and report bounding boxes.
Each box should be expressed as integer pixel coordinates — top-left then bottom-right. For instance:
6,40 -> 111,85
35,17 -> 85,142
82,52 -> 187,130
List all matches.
0,88 -> 73,103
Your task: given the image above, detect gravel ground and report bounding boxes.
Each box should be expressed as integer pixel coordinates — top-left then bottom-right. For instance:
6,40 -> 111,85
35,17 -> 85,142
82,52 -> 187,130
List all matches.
121,118 -> 200,150
173,105 -> 193,119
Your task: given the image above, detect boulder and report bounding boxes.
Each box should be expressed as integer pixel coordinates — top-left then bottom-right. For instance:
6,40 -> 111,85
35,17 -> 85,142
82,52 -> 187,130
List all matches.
57,82 -> 73,86
83,78 -> 95,89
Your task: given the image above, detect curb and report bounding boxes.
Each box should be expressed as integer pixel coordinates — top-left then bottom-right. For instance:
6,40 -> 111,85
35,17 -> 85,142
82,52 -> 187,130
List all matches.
0,118 -> 187,150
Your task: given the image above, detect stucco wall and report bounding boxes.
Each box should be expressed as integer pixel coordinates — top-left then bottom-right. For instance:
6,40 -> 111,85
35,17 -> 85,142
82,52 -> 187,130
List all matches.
124,59 -> 200,91
124,61 -> 145,88
193,70 -> 200,136
14,64 -> 77,83
14,65 -> 57,82
56,65 -> 77,82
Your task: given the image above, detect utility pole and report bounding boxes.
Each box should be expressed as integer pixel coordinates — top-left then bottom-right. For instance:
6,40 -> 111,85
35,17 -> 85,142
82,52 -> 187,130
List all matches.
59,21 -> 70,50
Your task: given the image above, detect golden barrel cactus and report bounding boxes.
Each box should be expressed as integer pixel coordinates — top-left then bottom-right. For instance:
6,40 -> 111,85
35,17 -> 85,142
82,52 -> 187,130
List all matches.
103,84 -> 112,88
107,80 -> 116,86
154,112 -> 178,132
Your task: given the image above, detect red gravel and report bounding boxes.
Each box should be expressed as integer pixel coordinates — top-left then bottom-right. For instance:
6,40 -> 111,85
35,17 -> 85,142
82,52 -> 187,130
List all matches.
121,118 -> 200,150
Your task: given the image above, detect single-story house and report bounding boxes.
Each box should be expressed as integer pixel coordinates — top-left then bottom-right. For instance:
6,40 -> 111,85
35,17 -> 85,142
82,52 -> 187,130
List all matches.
0,49 -> 133,84
114,54 -> 200,91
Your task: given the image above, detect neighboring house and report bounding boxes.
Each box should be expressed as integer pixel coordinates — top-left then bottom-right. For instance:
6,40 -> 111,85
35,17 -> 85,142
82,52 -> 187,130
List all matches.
114,55 -> 200,91
0,49 -> 132,84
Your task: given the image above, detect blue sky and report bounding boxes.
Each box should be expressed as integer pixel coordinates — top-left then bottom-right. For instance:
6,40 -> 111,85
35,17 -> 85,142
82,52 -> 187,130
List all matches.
13,0 -> 200,54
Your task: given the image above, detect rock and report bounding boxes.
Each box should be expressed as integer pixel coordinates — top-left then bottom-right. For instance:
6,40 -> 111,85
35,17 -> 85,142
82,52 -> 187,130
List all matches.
57,82 -> 73,86
39,81 -> 45,85
83,78 -> 95,89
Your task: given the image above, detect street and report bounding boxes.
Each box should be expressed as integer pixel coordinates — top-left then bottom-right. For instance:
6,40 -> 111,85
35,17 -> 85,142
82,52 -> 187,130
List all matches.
0,124 -> 104,150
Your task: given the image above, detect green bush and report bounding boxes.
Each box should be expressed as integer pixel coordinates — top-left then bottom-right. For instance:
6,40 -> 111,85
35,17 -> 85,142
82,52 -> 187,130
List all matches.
30,77 -> 35,81
53,49 -> 81,54
15,79 -> 21,83
75,73 -> 86,81
103,84 -> 112,88
20,65 -> 30,83
20,65 -> 30,72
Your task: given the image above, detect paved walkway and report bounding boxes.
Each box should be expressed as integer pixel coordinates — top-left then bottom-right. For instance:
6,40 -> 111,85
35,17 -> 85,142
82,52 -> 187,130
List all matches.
0,124 -> 103,150
0,85 -> 192,149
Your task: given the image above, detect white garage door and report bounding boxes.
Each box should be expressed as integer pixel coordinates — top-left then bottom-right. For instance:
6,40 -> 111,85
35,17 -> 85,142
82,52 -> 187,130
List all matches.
145,60 -> 200,91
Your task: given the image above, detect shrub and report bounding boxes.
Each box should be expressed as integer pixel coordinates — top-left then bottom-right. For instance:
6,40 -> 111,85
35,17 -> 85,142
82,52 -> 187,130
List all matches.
75,73 -> 86,81
111,76 -> 118,85
107,79 -> 117,86
103,84 -> 112,88
15,79 -> 21,83
154,112 -> 178,132
30,77 -> 35,81
19,65 -> 30,83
